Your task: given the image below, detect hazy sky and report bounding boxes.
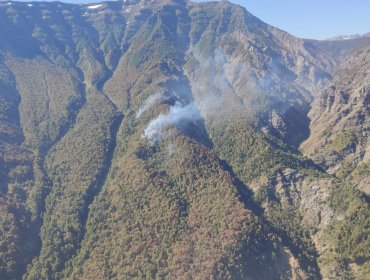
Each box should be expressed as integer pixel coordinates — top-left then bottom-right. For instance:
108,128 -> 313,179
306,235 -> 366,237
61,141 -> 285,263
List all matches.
14,0 -> 370,40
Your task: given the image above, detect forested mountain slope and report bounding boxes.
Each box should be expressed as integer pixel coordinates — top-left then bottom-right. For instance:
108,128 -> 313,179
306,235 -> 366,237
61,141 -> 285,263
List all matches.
0,1 -> 369,279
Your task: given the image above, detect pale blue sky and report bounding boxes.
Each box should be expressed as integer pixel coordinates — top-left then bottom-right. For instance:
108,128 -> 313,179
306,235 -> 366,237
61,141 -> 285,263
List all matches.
14,0 -> 370,40
238,0 -> 370,39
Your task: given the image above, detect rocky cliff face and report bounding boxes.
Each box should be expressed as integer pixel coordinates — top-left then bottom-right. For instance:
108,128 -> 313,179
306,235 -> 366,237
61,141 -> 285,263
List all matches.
0,1 -> 369,279
301,45 -> 370,194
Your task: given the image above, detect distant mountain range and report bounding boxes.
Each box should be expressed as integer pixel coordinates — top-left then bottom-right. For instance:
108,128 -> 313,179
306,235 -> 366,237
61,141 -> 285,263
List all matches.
327,32 -> 370,41
0,1 -> 369,279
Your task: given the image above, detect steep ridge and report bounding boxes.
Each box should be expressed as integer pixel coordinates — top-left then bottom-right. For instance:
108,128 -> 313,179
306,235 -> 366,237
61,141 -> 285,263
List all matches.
0,1 -> 368,279
302,45 -> 370,192
300,48 -> 370,279
0,59 -> 40,279
0,1 -> 126,278
307,36 -> 370,64
300,45 -> 370,279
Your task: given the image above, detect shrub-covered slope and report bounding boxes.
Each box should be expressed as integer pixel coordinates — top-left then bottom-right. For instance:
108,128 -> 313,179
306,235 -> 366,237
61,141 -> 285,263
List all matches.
0,1 -> 369,279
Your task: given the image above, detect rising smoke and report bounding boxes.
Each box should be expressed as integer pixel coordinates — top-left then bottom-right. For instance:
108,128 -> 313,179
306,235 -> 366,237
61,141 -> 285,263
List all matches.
136,92 -> 163,119
143,101 -> 202,144
139,44 -> 299,145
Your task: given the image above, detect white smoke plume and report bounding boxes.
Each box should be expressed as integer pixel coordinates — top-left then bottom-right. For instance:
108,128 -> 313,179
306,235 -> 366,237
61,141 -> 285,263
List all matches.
136,92 -> 162,119
141,46 -> 270,145
143,101 -> 202,143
